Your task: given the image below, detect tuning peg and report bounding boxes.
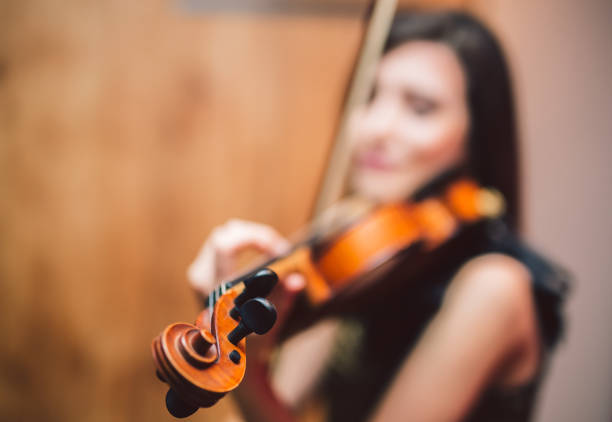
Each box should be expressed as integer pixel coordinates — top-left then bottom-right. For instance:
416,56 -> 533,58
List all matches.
165,388 -> 198,419
227,298 -> 277,345
230,269 -> 278,320
235,268 -> 278,305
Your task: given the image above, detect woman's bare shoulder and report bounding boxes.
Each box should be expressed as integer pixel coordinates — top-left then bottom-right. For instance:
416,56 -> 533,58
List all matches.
442,253 -> 539,378
446,253 -> 533,310
442,253 -> 538,351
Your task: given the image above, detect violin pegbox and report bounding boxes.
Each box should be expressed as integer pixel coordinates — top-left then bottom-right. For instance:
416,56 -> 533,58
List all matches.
152,269 -> 279,418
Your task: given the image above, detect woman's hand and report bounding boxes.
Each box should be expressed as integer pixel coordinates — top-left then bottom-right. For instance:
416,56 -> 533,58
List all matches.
187,219 -> 306,361
188,218 -> 292,297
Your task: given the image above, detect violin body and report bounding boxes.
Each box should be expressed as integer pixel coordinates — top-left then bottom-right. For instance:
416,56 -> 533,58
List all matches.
275,179 -> 499,305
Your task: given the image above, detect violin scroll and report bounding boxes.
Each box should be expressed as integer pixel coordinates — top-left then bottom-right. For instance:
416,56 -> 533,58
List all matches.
152,270 -> 279,418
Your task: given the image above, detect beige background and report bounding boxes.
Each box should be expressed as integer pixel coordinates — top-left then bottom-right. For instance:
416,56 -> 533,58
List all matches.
471,1 -> 612,421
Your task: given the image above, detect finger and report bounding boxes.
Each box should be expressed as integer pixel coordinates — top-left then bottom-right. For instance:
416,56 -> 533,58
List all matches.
187,241 -> 216,296
284,273 -> 307,293
188,220 -> 288,293
214,220 -> 290,257
213,221 -> 290,281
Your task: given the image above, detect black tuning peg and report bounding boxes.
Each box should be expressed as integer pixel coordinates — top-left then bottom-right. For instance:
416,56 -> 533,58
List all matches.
227,298 -> 277,345
165,388 -> 198,419
235,269 -> 278,306
230,269 -> 278,320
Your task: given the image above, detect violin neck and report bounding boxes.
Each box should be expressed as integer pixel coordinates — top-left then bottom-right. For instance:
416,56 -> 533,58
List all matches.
203,252 -> 287,309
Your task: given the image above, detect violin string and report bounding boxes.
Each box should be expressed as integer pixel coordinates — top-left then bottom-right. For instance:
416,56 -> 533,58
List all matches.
204,180 -> 494,309
203,196 -> 375,308
203,249 -> 295,308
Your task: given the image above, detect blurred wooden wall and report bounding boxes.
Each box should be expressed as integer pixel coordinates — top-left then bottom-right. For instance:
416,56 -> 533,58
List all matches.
0,1 -> 466,421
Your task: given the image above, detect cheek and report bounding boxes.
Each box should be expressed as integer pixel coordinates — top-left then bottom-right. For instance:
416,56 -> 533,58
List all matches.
398,111 -> 468,163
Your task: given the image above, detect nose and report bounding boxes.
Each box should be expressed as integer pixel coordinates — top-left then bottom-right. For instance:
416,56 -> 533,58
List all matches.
359,99 -> 399,148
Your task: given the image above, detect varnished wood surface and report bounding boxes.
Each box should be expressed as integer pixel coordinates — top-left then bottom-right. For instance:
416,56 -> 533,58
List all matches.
152,290 -> 247,411
0,2 -> 360,421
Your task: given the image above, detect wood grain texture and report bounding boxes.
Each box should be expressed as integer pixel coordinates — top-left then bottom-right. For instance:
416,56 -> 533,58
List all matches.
0,2 -> 359,421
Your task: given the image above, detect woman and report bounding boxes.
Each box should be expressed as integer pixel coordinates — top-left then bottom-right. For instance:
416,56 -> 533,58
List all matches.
188,11 -> 567,422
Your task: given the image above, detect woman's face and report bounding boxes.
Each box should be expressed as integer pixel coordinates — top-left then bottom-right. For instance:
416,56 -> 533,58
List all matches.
349,40 -> 470,202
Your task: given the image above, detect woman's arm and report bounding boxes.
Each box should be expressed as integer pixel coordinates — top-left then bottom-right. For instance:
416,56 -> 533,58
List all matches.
371,253 -> 540,422
232,362 -> 298,422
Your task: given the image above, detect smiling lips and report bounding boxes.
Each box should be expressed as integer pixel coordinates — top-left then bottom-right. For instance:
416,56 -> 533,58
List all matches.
355,151 -> 401,171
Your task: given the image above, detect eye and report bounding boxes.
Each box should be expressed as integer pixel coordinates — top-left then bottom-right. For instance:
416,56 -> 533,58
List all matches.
403,93 -> 438,116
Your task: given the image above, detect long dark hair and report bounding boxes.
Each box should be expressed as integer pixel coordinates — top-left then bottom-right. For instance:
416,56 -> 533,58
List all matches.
385,11 -> 520,229
384,12 -> 569,351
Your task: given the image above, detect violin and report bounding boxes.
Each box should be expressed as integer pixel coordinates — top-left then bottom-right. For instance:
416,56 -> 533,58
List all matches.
151,178 -> 504,418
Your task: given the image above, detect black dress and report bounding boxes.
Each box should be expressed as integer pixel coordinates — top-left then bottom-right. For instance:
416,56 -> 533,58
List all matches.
317,217 -> 569,422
